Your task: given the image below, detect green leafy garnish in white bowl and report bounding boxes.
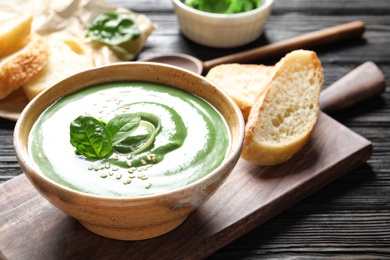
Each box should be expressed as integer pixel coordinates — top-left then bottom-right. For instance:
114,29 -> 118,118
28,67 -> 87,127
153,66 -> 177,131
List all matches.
182,0 -> 263,14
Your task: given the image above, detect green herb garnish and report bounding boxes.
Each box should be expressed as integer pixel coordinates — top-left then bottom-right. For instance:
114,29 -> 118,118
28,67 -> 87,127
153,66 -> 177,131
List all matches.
182,0 -> 262,14
70,115 -> 113,159
112,112 -> 161,154
106,113 -> 141,145
70,113 -> 160,159
86,12 -> 141,45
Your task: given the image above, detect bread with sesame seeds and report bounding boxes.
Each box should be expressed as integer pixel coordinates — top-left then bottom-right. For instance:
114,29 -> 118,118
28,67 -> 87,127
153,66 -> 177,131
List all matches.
0,33 -> 49,100
23,32 -> 94,100
241,50 -> 323,165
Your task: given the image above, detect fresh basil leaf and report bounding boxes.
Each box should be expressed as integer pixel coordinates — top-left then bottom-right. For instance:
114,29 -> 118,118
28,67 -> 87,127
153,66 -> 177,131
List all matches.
114,121 -> 155,154
70,112 -> 162,159
86,13 -> 141,45
113,112 -> 161,155
70,115 -> 112,159
106,113 -> 141,145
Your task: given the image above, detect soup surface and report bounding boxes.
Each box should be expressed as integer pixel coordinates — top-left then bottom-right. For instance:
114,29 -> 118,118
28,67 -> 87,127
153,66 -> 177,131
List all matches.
29,81 -> 230,197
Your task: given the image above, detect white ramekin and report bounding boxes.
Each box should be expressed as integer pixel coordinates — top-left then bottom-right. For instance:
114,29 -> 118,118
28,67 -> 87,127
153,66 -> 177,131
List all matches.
172,0 -> 274,48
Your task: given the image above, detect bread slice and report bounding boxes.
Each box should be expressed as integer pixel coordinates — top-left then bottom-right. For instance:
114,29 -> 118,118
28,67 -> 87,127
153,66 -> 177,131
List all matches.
206,63 -> 274,121
23,33 -> 94,100
0,34 -> 49,100
241,50 -> 323,165
0,14 -> 33,58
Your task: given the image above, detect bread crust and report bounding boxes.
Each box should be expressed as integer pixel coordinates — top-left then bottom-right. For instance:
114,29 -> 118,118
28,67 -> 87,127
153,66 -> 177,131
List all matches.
206,63 -> 274,121
0,34 -> 49,100
241,50 -> 323,165
23,33 -> 94,100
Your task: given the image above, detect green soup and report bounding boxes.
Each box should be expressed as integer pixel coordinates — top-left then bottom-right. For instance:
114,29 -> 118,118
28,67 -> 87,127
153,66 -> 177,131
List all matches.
29,81 -> 231,197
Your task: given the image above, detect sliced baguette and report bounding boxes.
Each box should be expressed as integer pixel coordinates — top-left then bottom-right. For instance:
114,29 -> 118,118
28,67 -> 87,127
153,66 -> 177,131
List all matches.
0,14 -> 33,58
23,33 -> 94,100
206,63 -> 274,121
241,50 -> 323,165
0,33 -> 49,100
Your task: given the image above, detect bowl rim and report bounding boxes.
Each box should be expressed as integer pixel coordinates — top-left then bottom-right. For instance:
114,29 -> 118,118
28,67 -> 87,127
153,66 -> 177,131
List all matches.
14,61 -> 245,202
172,0 -> 274,19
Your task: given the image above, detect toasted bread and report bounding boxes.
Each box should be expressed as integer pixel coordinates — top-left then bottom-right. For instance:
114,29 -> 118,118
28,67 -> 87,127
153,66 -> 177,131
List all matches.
0,33 -> 49,100
206,63 -> 274,121
0,14 -> 33,58
23,33 -> 94,100
241,50 -> 323,165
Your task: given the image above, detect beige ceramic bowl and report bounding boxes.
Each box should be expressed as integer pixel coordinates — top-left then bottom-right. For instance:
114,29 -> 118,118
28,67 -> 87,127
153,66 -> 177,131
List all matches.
172,0 -> 274,48
14,62 -> 245,240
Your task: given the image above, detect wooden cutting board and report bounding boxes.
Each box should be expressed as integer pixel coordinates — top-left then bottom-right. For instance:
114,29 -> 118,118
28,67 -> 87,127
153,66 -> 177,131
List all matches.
0,111 -> 372,260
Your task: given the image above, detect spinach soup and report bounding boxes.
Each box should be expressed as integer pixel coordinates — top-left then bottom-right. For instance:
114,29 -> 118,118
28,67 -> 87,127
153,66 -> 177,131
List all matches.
28,81 -> 231,197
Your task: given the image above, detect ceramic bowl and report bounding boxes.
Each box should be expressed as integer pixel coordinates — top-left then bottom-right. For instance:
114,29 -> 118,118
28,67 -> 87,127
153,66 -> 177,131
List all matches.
172,0 -> 274,48
14,62 -> 245,240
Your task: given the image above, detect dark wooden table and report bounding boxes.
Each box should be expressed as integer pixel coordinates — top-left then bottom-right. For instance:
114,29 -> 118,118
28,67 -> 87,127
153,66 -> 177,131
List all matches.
1,0 -> 389,258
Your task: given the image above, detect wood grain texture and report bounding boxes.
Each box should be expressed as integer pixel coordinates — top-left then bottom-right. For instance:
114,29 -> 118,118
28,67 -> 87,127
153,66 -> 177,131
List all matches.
0,113 -> 372,259
1,0 -> 389,259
